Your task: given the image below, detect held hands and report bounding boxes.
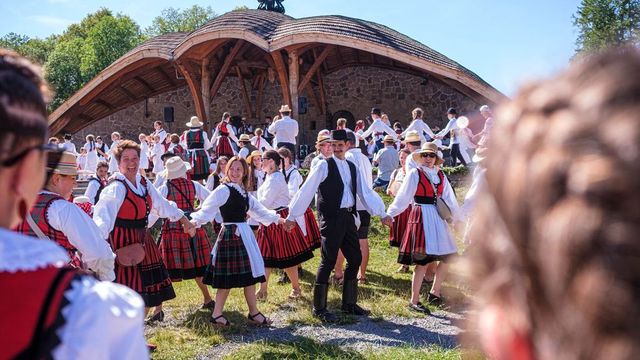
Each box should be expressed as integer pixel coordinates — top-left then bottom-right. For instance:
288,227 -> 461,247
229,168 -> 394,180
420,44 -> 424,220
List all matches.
277,217 -> 286,225
284,219 -> 296,232
380,215 -> 393,228
180,216 -> 197,237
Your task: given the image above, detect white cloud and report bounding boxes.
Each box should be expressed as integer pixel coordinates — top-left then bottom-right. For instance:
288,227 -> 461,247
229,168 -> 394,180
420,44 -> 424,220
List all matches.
27,15 -> 73,27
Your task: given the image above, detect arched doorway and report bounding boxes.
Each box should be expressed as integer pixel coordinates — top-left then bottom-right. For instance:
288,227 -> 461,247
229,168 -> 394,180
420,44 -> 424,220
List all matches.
331,110 -> 356,130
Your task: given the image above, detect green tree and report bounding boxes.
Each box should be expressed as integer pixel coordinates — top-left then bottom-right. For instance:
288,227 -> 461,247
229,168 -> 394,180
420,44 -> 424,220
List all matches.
145,5 -> 217,36
1,33 -> 58,65
45,38 -> 84,109
573,0 -> 640,54
234,6 -> 250,11
0,32 -> 29,49
80,14 -> 143,81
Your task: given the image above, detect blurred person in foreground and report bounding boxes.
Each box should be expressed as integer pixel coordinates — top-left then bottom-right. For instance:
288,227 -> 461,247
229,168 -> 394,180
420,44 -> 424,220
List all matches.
466,48 -> 640,360
0,49 -> 148,359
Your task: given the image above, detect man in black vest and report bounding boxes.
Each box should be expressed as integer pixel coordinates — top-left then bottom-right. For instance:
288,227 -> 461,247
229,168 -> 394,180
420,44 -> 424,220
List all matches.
286,130 -> 392,322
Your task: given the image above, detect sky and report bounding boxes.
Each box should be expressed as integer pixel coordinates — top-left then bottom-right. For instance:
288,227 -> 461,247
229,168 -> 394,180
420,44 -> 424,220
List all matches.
0,0 -> 582,96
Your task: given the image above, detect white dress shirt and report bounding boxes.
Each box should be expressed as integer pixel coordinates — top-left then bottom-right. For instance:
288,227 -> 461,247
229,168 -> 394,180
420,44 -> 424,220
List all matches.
287,156 -> 387,220
0,229 -> 148,360
360,119 -> 398,140
436,117 -> 461,145
93,173 -> 184,240
268,116 -> 299,145
238,147 -> 250,159
345,148 -> 373,211
39,191 -> 115,281
84,178 -> 105,205
402,119 -> 435,144
251,136 -> 273,152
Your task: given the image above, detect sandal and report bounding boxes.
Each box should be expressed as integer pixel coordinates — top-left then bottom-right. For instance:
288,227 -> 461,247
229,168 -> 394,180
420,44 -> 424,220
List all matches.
201,300 -> 216,309
247,311 -> 272,326
358,276 -> 367,284
256,290 -> 268,301
209,314 -> 231,327
427,293 -> 444,307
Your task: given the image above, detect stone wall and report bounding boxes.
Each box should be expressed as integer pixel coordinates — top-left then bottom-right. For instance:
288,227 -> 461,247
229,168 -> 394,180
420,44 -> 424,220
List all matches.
74,65 -> 481,147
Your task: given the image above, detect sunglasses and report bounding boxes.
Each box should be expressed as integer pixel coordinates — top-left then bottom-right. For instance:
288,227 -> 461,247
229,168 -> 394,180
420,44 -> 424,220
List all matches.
420,153 -> 437,158
1,143 -> 64,167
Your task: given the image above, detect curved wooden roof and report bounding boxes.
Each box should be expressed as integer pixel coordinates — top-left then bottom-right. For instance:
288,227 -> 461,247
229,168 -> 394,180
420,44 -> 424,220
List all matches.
49,9 -> 504,134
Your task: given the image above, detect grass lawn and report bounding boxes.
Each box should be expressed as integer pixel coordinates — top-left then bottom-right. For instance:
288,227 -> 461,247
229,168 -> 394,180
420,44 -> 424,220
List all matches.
147,181 -> 475,359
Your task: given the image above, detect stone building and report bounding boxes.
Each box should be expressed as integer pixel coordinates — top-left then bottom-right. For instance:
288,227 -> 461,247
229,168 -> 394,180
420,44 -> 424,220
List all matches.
48,9 -> 504,148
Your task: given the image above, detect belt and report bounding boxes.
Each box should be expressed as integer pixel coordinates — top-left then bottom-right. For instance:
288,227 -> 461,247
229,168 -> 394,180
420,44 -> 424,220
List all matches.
413,196 -> 436,205
188,148 -> 205,151
114,218 -> 148,229
338,206 -> 354,212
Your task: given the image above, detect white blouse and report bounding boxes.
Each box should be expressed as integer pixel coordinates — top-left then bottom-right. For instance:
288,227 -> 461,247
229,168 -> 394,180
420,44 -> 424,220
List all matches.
190,183 -> 280,227
284,166 -> 303,199
387,167 -> 459,219
93,173 -> 184,240
250,136 -> 273,152
40,191 -> 115,281
0,229 -> 148,360
148,179 -> 211,227
180,129 -> 212,151
401,119 -> 435,144
257,171 -> 290,210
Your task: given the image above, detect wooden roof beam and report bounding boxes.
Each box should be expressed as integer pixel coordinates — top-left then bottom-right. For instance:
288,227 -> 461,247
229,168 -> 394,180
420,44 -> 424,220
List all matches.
270,50 -> 290,107
95,99 -> 115,111
132,76 -> 154,92
116,86 -> 137,100
175,61 -> 207,127
209,40 -> 246,98
235,66 -> 254,118
156,67 -> 176,86
298,45 -> 332,93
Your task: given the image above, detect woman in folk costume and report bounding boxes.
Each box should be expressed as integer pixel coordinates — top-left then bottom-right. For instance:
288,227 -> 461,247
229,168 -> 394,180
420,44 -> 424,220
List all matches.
107,131 -> 121,173
206,156 -> 228,192
251,128 -> 273,153
212,112 -> 239,158
168,133 -> 188,161
93,140 -> 197,322
15,151 -> 115,281
255,150 -> 314,300
0,49 -> 148,359
386,142 -> 460,314
279,147 -> 321,250
387,148 -> 412,273
150,134 -> 166,176
82,134 -> 98,174
246,150 -> 265,232
181,116 -> 212,181
189,156 -> 285,326
138,133 -> 150,176
155,157 -> 215,311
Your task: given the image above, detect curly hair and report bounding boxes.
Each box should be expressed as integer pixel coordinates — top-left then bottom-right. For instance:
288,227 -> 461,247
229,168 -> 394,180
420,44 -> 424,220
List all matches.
113,139 -> 141,162
467,48 -> 640,360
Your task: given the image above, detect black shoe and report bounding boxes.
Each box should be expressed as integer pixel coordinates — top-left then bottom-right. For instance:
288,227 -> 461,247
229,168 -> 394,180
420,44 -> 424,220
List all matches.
147,310 -> 164,323
201,300 -> 216,309
427,293 -> 444,307
313,308 -> 338,322
341,303 -> 371,316
408,302 -> 431,314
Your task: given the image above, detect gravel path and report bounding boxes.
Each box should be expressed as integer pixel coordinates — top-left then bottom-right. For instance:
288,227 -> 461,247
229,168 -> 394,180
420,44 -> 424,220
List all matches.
201,309 -> 463,359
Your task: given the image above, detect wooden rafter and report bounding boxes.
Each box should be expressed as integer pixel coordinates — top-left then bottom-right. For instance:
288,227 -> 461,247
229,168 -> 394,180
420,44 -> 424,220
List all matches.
209,40 -> 246,98
116,86 -> 136,100
235,66 -> 253,118
271,50 -> 290,107
94,99 -> 114,111
132,76 -> 154,92
298,46 -> 332,92
316,68 -> 327,115
156,67 -> 176,86
175,61 -> 207,125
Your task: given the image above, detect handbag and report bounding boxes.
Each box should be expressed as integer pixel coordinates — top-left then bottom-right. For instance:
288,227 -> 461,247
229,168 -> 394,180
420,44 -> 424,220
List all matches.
115,243 -> 145,266
430,178 -> 453,222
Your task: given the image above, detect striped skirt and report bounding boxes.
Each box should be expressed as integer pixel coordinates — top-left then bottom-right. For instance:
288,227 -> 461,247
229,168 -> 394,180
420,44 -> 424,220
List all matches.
189,149 -> 210,180
203,225 -> 266,289
215,136 -> 234,158
389,206 -> 411,247
257,208 -> 314,269
159,222 -> 212,281
303,207 -> 321,250
110,226 -> 176,307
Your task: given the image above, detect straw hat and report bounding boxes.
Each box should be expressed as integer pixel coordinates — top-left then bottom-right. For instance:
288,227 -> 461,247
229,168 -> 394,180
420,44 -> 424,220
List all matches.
246,150 -> 262,164
165,157 -> 192,180
47,151 -> 78,176
383,135 -> 396,143
402,130 -> 421,144
186,116 -> 204,128
316,132 -> 332,145
412,142 -> 444,165
279,104 -> 292,113
238,134 -> 251,142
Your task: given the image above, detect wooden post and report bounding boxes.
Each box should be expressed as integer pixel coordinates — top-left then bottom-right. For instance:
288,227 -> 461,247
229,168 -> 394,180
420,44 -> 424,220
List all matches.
175,61 -> 207,128
288,48 -> 299,119
201,57 -> 211,132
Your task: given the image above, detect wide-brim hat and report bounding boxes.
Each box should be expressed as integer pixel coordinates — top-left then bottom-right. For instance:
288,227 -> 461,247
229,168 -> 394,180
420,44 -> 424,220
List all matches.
316,132 -> 332,145
412,142 -> 444,165
246,150 -> 262,164
383,135 -> 396,143
238,134 -> 251,142
47,151 -> 78,176
402,130 -> 421,144
279,104 -> 292,113
186,116 -> 204,128
165,157 -> 192,180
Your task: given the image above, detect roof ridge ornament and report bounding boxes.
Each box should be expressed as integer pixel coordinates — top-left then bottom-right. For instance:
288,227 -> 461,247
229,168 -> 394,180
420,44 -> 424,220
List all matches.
257,0 -> 285,14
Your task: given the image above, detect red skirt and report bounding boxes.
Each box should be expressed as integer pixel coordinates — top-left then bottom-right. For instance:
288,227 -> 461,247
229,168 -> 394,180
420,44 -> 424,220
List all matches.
159,221 -> 212,281
397,205 -> 450,266
389,207 -> 411,247
110,226 -> 176,307
257,208 -> 314,269
303,207 -> 321,250
215,136 -> 234,158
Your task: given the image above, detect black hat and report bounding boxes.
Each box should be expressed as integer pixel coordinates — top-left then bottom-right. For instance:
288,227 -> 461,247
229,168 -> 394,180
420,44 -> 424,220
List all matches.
371,107 -> 382,116
447,108 -> 457,115
330,129 -> 348,142
64,133 -> 72,140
